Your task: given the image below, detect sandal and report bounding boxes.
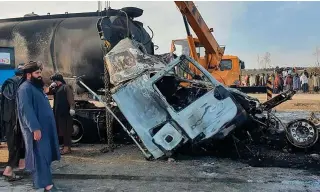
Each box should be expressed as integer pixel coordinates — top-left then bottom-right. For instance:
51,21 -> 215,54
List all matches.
44,185 -> 61,192
3,172 -> 23,181
60,149 -> 71,155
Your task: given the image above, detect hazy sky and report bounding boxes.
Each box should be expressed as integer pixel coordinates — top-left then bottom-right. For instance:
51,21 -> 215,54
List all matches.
0,1 -> 319,69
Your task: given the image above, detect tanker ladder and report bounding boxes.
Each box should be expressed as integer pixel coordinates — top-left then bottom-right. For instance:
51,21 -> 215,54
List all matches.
75,77 -> 152,159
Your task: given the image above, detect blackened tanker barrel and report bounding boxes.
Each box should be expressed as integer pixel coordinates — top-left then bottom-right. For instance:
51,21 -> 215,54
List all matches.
0,8 -> 154,92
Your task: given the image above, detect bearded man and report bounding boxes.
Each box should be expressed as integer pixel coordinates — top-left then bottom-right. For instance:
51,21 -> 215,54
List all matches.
16,61 -> 61,191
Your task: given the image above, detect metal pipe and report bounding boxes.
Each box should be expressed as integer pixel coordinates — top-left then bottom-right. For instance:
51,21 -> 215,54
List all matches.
77,79 -> 152,159
118,9 -> 130,38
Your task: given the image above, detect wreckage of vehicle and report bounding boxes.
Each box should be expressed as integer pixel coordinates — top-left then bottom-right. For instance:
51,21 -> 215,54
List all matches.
100,38 -> 248,160
77,38 -> 319,161
226,88 -> 319,154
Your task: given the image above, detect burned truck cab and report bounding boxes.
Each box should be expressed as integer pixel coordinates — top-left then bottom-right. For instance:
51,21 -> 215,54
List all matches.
107,38 -> 247,160
149,55 -> 247,141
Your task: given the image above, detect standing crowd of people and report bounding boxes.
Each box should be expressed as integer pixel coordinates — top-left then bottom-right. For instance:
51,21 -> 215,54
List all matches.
242,69 -> 320,94
0,61 -> 75,191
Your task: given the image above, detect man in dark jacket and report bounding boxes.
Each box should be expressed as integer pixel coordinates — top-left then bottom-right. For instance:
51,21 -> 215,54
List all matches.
48,73 -> 75,155
0,63 -> 25,181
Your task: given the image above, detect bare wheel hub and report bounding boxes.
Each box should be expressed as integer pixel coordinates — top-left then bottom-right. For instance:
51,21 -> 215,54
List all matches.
286,119 -> 318,148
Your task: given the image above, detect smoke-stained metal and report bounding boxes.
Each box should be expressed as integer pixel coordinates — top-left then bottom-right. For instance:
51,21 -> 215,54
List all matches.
0,8 -> 154,92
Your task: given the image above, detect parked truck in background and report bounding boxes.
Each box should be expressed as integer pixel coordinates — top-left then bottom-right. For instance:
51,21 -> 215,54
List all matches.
171,38 -> 245,86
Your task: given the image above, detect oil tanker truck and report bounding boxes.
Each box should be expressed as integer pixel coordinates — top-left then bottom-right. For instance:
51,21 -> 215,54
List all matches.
0,7 -> 154,92
0,7 -> 155,144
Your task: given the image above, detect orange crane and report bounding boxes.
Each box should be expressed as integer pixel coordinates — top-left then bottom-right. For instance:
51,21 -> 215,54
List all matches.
171,1 -> 265,93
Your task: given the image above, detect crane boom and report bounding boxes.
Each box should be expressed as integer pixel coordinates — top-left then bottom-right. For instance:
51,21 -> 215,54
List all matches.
174,1 -> 225,58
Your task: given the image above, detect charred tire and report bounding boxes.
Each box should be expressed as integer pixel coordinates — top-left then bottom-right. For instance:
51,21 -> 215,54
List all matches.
286,119 -> 319,148
72,119 -> 84,144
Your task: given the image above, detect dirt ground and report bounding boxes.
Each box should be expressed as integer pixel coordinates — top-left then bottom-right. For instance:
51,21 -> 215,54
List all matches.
248,93 -> 320,111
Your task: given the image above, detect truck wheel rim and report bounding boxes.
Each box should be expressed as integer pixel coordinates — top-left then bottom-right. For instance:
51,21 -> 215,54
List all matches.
286,119 -> 319,148
72,120 -> 84,143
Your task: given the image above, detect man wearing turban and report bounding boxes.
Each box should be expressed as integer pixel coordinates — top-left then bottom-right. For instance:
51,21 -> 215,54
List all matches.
16,61 -> 60,191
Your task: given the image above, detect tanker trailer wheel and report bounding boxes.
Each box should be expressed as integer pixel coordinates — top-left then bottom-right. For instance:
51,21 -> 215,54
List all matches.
286,119 -> 319,148
72,119 -> 84,144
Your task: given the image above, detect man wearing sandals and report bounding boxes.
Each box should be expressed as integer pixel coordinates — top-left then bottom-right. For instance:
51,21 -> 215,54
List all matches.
16,61 -> 61,191
1,63 -> 25,181
48,73 -> 75,155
